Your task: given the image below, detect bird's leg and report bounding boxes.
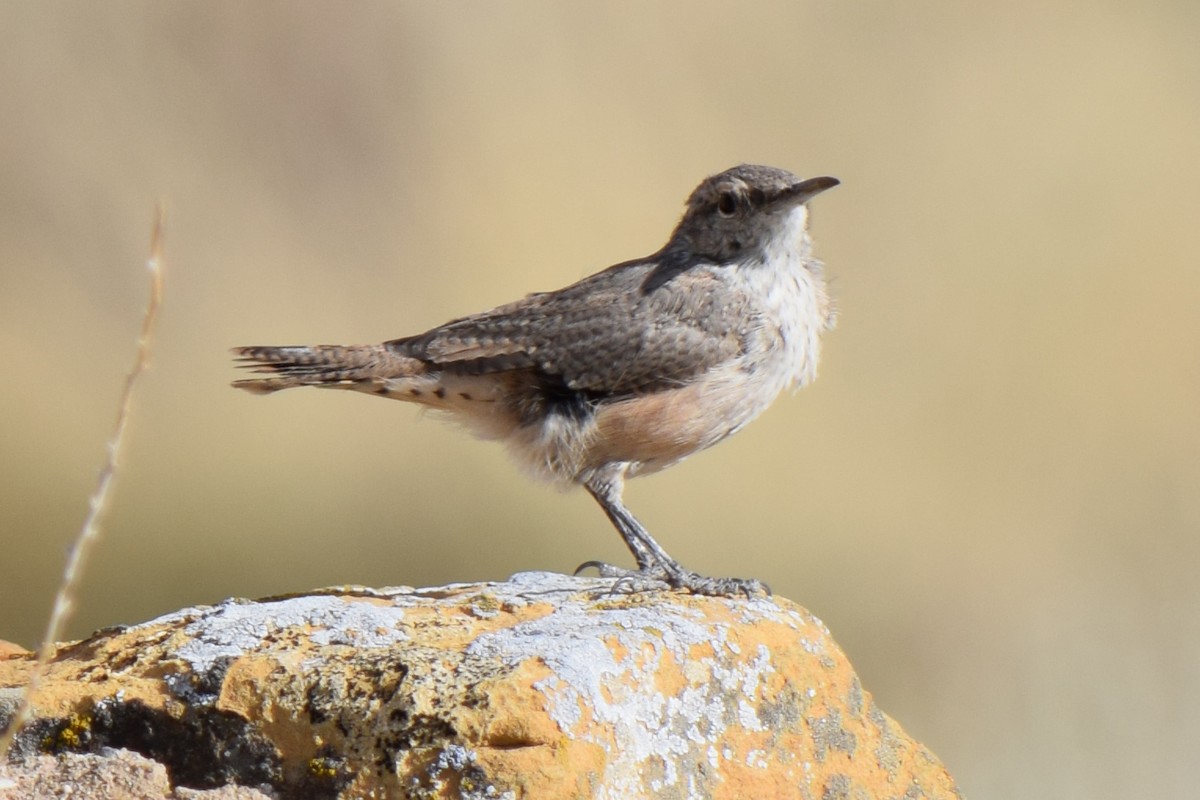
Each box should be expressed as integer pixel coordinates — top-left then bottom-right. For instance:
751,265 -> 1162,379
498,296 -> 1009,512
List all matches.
577,469 -> 769,598
583,468 -> 679,575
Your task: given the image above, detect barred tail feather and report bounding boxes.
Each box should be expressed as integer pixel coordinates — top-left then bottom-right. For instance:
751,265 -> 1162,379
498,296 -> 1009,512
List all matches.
231,344 -> 419,393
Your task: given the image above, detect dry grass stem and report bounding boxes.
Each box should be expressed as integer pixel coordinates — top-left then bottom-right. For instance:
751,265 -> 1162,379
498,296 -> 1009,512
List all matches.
0,203 -> 167,766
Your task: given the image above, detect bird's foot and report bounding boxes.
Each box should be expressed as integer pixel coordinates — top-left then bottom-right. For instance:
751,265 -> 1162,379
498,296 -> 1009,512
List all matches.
574,560 -> 769,598
574,560 -> 671,593
672,571 -> 771,598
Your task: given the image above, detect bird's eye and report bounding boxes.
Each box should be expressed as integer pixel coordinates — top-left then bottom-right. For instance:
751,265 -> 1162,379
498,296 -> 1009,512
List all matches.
717,192 -> 737,216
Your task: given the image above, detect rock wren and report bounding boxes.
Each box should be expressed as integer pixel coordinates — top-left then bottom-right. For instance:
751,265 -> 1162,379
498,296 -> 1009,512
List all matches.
233,164 -> 838,596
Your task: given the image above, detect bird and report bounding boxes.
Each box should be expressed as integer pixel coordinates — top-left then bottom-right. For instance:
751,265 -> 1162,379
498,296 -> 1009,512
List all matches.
233,164 -> 839,597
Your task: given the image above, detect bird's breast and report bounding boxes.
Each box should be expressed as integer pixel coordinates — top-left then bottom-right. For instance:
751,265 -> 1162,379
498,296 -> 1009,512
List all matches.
495,251 -> 832,486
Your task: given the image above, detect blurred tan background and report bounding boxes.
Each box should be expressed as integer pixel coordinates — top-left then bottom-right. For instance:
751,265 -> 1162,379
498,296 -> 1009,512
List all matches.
1,2 -> 1197,796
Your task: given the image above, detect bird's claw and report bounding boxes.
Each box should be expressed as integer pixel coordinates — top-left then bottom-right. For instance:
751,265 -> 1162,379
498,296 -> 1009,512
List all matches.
574,560 -> 769,598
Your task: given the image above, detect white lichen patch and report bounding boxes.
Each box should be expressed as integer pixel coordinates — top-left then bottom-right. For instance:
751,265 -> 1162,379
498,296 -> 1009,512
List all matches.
464,586 -> 794,798
144,595 -> 413,675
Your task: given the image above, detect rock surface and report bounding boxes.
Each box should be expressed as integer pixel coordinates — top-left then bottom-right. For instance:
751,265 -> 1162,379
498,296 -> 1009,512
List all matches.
0,749 -> 273,799
0,573 -> 962,799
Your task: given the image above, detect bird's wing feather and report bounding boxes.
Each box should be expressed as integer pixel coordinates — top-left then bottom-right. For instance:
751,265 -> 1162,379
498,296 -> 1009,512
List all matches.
387,257 -> 755,396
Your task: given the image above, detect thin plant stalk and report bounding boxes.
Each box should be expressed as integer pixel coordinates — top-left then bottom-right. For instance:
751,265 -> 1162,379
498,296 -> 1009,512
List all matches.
0,204 -> 166,765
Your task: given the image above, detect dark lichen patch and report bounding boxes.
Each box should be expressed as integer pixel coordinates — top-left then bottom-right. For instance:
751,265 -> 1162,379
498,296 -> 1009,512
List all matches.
15,696 -> 300,795
2,715 -> 57,760
163,655 -> 235,706
305,682 -> 330,725
822,772 -> 876,800
846,676 -> 863,718
867,701 -> 887,729
808,708 -> 857,763
822,772 -> 851,800
868,700 -> 903,779
89,697 -> 283,792
899,779 -> 939,800
304,652 -> 410,734
757,681 -> 812,734
376,709 -> 458,767
299,649 -> 466,776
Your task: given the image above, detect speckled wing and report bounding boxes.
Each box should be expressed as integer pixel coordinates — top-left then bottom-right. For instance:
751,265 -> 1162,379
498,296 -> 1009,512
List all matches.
386,256 -> 755,397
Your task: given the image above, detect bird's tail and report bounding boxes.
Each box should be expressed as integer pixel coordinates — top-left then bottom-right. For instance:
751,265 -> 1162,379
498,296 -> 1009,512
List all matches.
231,344 -> 421,394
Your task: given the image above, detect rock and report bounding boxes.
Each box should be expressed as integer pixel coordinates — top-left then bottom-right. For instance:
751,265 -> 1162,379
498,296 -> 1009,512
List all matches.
0,643 -> 28,661
0,749 -> 273,799
0,573 -> 962,799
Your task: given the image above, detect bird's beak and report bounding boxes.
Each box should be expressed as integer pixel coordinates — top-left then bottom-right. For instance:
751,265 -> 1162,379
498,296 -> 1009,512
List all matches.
775,176 -> 840,208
